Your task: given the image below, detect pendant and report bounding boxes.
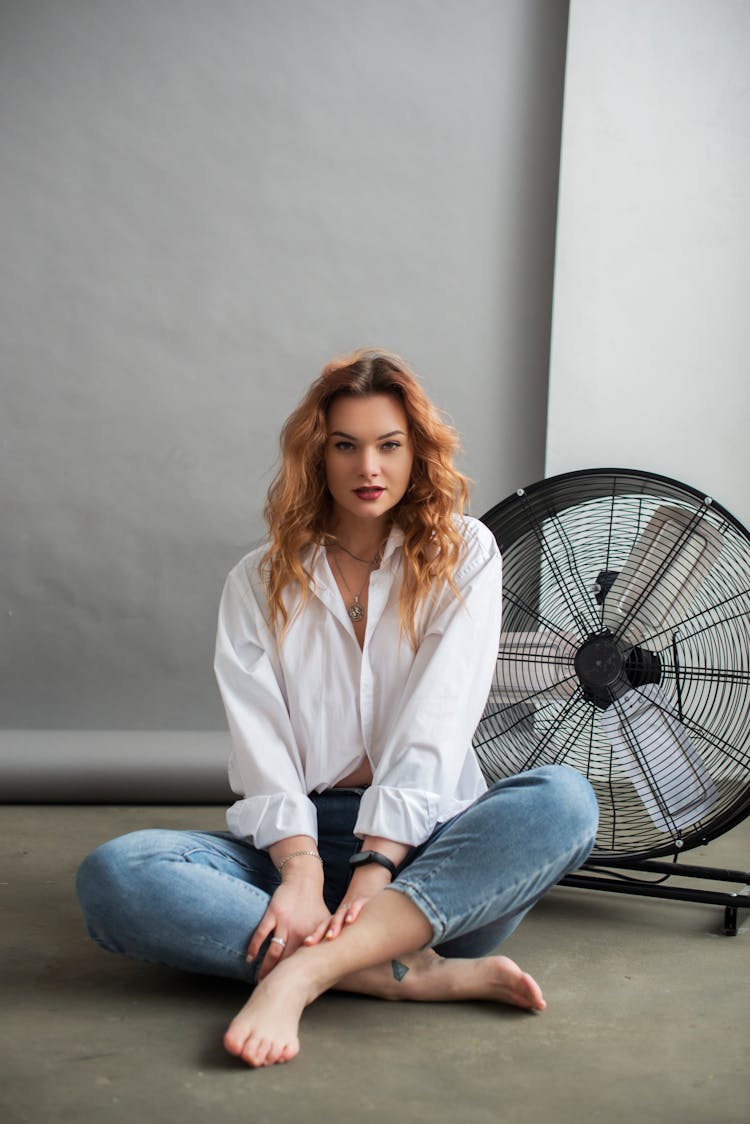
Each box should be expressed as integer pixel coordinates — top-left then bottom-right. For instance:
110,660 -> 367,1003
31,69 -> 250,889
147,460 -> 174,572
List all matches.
347,598 -> 365,623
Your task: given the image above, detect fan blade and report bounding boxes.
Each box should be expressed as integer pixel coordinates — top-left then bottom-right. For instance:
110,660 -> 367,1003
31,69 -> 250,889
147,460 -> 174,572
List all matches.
599,682 -> 717,833
602,505 -> 722,646
491,632 -> 578,704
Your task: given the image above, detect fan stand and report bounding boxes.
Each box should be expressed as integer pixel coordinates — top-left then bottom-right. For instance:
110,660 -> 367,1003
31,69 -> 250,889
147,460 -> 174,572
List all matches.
560,856 -> 750,935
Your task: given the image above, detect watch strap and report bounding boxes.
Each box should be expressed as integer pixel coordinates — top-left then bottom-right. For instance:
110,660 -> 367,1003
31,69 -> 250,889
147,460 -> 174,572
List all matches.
349,850 -> 398,878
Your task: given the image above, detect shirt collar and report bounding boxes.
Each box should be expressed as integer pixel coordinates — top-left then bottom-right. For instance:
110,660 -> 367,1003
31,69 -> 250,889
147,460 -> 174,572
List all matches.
381,523 -> 405,563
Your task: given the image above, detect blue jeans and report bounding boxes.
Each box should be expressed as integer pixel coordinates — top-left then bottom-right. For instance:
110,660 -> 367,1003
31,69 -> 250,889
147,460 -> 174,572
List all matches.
76,765 -> 598,983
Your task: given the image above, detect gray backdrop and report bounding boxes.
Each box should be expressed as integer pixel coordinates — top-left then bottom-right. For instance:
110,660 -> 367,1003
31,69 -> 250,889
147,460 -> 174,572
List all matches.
1,0 -> 568,736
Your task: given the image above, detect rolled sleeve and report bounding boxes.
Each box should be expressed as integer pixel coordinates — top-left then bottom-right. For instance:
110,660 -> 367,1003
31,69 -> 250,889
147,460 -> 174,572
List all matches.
226,792 -> 318,851
354,785 -> 441,846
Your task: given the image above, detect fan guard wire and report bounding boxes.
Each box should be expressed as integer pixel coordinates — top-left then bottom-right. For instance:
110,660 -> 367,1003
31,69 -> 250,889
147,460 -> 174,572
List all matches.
476,468 -> 750,862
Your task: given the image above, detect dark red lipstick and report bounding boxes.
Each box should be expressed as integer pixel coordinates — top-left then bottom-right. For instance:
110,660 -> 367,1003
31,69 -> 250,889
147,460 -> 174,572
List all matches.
354,487 -> 385,501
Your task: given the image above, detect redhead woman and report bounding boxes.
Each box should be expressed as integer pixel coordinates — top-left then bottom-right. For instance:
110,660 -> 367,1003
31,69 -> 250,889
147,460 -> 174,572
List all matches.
77,349 -> 598,1067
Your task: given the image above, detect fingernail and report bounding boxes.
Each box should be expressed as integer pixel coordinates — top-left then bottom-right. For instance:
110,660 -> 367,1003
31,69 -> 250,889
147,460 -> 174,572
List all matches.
326,930 -> 334,940
345,914 -> 353,923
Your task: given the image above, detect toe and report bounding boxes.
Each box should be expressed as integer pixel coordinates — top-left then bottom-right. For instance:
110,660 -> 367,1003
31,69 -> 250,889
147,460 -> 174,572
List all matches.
223,1027 -> 244,1057
241,1034 -> 268,1068
280,1039 -> 300,1064
520,972 -> 546,1011
265,1041 -> 285,1066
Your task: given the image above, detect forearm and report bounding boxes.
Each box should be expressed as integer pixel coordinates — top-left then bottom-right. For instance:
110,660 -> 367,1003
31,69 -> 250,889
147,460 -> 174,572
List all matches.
250,835 -> 329,977
322,834 -> 411,940
268,835 -> 324,883
359,835 -> 411,871
351,834 -> 411,897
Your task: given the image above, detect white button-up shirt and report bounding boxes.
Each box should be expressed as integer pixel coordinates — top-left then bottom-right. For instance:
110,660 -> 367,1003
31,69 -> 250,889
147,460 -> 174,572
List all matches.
214,515 -> 502,850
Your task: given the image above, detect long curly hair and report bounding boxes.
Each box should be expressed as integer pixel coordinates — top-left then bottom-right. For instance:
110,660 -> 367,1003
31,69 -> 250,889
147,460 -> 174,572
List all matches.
261,348 -> 470,645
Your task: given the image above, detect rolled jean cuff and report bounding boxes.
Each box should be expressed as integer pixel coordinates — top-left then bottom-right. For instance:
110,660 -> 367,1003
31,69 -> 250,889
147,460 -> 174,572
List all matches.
383,879 -> 446,946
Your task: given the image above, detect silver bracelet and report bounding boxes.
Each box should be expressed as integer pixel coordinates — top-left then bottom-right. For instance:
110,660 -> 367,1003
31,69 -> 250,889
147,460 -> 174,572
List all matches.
276,848 -> 323,874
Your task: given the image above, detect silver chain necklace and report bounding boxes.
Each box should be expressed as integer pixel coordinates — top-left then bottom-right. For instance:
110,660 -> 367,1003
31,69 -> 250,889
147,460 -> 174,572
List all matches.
330,551 -> 378,622
331,537 -> 385,566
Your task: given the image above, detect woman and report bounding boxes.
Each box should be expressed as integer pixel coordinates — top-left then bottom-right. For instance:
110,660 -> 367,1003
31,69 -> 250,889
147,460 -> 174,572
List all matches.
77,348 -> 598,1068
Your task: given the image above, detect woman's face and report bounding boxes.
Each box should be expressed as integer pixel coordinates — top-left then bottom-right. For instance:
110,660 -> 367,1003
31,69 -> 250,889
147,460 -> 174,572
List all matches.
324,394 -> 414,529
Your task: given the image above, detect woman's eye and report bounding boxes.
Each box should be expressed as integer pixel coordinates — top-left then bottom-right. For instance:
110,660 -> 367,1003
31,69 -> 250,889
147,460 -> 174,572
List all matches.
331,439 -> 401,452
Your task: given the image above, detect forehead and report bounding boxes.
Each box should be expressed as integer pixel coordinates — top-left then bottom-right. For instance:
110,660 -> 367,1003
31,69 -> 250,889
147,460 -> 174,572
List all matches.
326,393 -> 408,435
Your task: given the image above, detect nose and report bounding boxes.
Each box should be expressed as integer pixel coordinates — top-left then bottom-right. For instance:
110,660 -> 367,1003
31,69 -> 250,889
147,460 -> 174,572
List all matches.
358,446 -> 380,479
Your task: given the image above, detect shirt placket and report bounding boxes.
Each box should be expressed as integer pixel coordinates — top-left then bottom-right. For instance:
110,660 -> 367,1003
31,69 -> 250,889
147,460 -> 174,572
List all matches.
359,562 -> 397,755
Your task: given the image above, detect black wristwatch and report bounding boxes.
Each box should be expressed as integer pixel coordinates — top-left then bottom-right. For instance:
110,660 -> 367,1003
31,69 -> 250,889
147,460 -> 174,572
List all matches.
349,850 -> 398,879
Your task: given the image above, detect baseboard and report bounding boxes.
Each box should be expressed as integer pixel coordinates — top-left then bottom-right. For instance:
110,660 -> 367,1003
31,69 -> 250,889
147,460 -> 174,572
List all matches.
0,730 -> 234,803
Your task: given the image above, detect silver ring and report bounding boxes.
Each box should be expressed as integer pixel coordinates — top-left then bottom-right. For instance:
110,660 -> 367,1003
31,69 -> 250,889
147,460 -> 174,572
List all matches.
270,936 -> 287,948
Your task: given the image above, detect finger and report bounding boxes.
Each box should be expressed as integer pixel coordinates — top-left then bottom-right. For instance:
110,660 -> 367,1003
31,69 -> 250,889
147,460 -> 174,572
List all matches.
246,911 -> 277,962
343,899 -> 366,925
257,932 -> 289,980
303,917 -> 330,946
325,903 -> 350,941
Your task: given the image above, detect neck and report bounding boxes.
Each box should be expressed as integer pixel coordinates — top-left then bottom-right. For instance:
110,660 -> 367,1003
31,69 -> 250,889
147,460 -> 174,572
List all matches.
328,515 -> 390,559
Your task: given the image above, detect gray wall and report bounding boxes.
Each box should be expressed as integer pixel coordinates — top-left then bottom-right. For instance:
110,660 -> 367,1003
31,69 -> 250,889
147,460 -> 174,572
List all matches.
1,0 -> 568,732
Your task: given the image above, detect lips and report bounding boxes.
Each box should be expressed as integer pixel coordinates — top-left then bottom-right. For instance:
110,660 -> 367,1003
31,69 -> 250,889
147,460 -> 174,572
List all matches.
354,487 -> 384,499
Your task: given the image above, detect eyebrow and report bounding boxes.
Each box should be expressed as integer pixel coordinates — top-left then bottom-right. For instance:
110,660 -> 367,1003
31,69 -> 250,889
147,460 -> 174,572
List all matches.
329,429 -> 406,441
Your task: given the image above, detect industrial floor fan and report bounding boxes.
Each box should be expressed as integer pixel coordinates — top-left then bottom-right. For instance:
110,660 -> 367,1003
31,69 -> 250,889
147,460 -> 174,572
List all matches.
475,468 -> 750,934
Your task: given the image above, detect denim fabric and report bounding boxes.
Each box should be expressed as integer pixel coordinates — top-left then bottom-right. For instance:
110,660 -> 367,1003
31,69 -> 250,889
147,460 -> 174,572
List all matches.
76,765 -> 598,982
388,765 -> 599,956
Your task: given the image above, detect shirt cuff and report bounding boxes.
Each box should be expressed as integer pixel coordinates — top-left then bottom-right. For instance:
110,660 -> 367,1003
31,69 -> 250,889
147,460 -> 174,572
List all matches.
226,792 -> 318,850
353,785 -> 441,847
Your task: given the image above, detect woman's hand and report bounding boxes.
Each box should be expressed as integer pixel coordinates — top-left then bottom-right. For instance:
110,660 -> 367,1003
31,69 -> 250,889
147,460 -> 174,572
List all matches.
305,863 -> 393,944
247,862 -> 330,980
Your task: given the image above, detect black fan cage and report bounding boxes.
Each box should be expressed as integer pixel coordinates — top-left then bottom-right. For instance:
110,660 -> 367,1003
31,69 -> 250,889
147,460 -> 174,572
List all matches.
475,468 -> 750,861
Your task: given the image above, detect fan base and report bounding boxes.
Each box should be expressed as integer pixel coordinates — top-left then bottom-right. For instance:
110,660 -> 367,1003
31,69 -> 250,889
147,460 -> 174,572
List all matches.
561,856 -> 750,935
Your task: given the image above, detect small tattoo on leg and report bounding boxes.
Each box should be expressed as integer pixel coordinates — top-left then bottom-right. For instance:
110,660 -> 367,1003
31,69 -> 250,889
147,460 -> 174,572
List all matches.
391,959 -> 409,982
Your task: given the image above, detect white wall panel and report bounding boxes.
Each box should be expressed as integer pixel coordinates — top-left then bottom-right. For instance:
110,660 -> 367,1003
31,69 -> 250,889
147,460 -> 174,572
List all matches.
547,0 -> 750,528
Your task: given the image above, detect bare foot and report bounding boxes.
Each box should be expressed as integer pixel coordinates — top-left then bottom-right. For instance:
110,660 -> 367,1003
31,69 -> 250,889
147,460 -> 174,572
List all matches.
337,950 -> 546,1011
224,950 -> 323,1067
224,950 -> 544,1066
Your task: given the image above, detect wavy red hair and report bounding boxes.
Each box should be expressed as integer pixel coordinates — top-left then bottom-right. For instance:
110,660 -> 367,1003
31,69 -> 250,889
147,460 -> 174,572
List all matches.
261,348 -> 470,645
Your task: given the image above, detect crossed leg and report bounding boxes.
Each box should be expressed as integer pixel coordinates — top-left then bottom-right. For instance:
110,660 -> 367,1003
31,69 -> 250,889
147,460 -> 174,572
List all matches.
336,948 -> 545,1007
222,761 -> 602,1067
223,887 -> 545,1067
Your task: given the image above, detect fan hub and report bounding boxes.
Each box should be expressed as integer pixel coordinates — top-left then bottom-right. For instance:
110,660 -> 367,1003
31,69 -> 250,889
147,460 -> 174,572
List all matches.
575,632 -> 630,708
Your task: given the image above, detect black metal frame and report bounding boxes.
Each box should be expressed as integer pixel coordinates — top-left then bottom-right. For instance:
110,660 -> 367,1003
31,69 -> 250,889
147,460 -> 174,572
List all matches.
479,468 -> 750,936
560,856 -> 750,935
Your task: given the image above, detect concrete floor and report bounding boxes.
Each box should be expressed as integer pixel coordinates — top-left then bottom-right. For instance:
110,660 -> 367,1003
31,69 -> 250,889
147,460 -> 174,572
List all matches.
2,805 -> 748,1124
